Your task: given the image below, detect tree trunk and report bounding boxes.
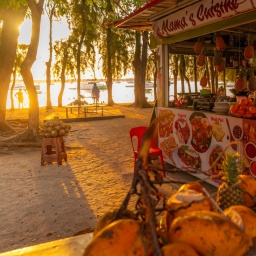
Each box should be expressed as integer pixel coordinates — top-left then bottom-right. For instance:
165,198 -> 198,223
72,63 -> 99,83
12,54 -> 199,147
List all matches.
58,55 -> 67,107
194,56 -> 198,93
46,6 -> 54,110
180,55 -> 185,93
139,31 -> 149,107
76,40 -> 83,104
106,0 -> 114,106
0,7 -> 27,131
134,31 -> 141,106
173,55 -> 178,99
20,0 -> 44,141
10,70 -> 17,110
106,26 -> 114,106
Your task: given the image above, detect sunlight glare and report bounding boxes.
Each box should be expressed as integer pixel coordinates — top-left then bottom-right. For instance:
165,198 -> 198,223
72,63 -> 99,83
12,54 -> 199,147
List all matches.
18,19 -> 31,44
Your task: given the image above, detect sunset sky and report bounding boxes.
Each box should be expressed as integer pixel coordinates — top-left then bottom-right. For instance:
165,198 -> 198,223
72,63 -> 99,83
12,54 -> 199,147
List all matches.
18,16 -> 70,81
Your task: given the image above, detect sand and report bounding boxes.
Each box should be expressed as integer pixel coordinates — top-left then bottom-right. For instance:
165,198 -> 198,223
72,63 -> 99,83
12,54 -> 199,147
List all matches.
0,104 -> 216,254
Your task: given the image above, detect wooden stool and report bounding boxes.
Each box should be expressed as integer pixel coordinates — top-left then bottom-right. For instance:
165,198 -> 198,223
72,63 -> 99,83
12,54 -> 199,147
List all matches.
41,137 -> 67,166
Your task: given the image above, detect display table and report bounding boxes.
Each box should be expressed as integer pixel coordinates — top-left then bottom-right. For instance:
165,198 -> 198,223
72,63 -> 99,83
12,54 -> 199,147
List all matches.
0,233 -> 93,256
157,107 -> 256,187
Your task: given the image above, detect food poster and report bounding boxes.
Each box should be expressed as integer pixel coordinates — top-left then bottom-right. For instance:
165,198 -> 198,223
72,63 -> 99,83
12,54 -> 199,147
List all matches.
242,119 -> 256,178
157,107 -> 243,187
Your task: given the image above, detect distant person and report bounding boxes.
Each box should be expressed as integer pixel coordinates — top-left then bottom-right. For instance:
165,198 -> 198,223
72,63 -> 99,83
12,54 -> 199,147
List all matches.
15,89 -> 24,109
91,83 -> 100,103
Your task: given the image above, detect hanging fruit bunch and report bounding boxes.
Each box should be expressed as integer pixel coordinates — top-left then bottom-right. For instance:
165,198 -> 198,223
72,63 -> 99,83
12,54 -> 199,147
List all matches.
213,48 -> 225,73
38,116 -> 71,138
200,70 -> 208,87
193,39 -> 203,55
248,69 -> 256,92
196,47 -> 207,66
215,32 -> 226,52
244,34 -> 255,60
235,67 -> 247,92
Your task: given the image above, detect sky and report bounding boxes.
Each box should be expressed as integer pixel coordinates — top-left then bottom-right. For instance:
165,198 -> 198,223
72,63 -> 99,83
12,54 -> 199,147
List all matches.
18,16 -> 70,81
18,15 -> 133,82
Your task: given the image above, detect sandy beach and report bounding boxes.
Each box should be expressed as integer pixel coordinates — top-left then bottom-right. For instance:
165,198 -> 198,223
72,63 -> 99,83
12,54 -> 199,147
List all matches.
0,104 -> 216,253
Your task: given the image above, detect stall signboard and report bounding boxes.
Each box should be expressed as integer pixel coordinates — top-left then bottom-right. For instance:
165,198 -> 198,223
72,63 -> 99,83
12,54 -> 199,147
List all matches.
153,0 -> 256,39
157,107 -> 256,187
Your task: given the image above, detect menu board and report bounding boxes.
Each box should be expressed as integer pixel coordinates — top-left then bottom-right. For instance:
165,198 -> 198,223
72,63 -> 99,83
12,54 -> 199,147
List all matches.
157,107 -> 252,187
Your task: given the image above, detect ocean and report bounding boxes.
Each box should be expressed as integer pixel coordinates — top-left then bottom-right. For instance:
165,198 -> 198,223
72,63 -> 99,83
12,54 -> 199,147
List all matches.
6,80 -> 233,109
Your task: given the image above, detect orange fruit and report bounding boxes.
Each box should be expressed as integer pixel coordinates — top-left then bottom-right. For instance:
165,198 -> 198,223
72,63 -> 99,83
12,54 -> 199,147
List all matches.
240,98 -> 248,105
247,98 -> 253,106
230,105 -> 238,114
237,108 -> 245,114
235,112 -> 243,118
249,106 -> 256,114
239,105 -> 247,111
246,106 -> 251,112
243,112 -> 253,119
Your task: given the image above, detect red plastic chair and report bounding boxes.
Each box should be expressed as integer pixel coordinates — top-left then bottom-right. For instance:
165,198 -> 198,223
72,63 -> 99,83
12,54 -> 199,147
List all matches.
129,126 -> 165,176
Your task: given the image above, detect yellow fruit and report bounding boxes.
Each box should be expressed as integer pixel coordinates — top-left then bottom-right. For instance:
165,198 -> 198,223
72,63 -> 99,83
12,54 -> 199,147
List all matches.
93,209 -> 135,236
238,174 -> 256,207
84,219 -> 150,256
161,242 -> 199,256
224,205 -> 256,241
178,182 -> 204,194
169,211 -> 251,256
164,190 -> 212,232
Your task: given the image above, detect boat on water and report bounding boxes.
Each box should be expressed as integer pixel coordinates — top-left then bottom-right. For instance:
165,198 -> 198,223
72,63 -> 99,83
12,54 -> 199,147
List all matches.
69,82 -> 107,90
125,81 -> 154,88
9,83 -> 41,91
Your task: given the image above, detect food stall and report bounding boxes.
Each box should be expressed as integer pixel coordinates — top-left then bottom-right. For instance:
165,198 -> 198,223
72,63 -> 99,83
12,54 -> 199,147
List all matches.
114,0 -> 256,186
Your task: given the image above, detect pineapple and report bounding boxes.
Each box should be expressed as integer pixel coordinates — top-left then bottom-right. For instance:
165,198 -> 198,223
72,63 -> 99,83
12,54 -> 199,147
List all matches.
244,34 -> 255,60
200,70 -> 208,87
235,67 -> 247,91
215,58 -> 225,73
244,45 -> 254,60
213,49 -> 225,73
213,49 -> 223,65
215,33 -> 226,52
248,69 -> 256,92
216,151 -> 244,210
194,40 -> 203,54
196,47 -> 207,66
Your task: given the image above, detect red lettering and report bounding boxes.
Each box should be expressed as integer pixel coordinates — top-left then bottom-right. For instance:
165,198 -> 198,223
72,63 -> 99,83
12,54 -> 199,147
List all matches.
214,3 -> 222,17
197,0 -> 239,22
160,17 -> 188,34
189,13 -> 196,26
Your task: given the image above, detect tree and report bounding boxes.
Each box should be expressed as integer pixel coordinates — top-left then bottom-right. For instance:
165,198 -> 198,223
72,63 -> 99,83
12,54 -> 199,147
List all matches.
53,38 -> 76,107
0,2 -> 27,131
44,0 -> 66,110
64,0 -> 99,104
10,44 -> 29,110
100,0 -> 135,106
19,0 -> 45,141
44,0 -> 56,110
133,30 -> 150,107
